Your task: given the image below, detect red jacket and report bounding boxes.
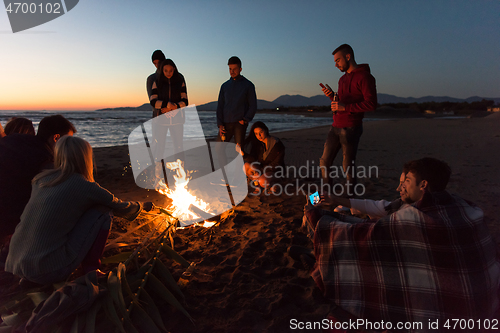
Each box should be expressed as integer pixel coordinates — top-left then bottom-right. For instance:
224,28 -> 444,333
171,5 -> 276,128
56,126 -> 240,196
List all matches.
333,64 -> 377,128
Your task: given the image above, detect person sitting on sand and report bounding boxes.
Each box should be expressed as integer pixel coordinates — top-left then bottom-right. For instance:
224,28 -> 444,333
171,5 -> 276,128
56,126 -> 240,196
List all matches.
304,157 -> 499,325
299,169 -> 408,243
5,136 -> 153,284
320,168 -> 408,219
4,117 -> 35,136
291,169 -> 408,269
0,122 -> 5,138
0,115 -> 76,266
237,121 -> 285,191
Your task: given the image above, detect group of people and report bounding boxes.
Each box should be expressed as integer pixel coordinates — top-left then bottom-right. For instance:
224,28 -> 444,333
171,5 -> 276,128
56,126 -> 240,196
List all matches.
145,50 -> 285,190
0,43 -> 498,327
143,45 -> 376,196
0,51 -> 285,286
296,45 -> 499,327
0,116 -> 153,285
145,45 -> 499,326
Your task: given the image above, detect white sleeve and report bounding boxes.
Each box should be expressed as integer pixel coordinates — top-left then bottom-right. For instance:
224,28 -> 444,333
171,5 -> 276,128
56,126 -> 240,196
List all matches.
349,199 -> 391,219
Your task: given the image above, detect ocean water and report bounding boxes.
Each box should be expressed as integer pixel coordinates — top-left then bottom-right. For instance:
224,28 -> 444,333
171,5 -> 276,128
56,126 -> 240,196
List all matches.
0,109 -> 333,148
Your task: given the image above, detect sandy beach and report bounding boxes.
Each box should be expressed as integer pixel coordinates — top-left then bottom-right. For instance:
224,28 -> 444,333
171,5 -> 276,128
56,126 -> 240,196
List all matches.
88,113 -> 500,332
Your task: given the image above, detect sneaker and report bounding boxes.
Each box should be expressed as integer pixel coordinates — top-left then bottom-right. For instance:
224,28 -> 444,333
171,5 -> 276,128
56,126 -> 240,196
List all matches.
288,245 -> 316,271
95,269 -> 108,278
334,205 -> 350,213
300,254 -> 316,272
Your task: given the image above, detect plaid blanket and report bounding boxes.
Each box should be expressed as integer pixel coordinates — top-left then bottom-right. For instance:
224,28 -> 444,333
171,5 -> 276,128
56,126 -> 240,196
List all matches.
310,191 -> 499,328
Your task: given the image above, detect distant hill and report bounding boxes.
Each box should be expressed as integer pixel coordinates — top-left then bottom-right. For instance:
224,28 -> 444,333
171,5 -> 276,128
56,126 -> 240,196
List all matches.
272,94 -> 330,107
97,103 -> 151,111
97,94 -> 500,111
270,94 -> 500,107
197,99 -> 280,111
377,94 -> 500,105
196,101 -> 217,111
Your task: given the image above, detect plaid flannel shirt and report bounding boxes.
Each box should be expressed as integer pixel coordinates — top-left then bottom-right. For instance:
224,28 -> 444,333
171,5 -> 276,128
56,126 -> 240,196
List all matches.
310,191 -> 499,328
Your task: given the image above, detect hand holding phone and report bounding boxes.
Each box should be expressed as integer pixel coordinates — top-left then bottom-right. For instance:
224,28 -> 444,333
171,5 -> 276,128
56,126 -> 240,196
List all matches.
319,83 -> 334,101
309,191 -> 320,205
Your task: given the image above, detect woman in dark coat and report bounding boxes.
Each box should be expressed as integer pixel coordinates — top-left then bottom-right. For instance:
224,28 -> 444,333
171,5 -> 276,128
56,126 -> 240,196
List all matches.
149,59 -> 188,162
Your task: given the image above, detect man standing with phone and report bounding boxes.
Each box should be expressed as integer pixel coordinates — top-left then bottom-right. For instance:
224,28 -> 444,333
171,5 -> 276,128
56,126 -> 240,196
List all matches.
320,44 -> 377,199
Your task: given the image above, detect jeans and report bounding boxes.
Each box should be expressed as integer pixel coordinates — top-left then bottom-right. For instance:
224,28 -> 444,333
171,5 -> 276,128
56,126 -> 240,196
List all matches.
152,123 -> 185,163
319,125 -> 363,190
215,121 -> 248,170
217,121 -> 248,145
302,205 -> 343,240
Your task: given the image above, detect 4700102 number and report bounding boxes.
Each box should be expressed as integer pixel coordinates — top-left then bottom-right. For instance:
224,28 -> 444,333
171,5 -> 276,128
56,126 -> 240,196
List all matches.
5,2 -> 62,14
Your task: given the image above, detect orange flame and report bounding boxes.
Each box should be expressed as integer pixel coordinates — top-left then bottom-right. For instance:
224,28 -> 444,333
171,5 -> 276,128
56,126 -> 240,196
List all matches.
156,159 -> 212,225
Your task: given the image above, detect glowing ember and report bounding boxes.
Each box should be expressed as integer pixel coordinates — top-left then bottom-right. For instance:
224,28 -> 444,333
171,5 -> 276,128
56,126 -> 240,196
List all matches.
156,159 -> 213,225
199,220 -> 216,228
177,220 -> 217,230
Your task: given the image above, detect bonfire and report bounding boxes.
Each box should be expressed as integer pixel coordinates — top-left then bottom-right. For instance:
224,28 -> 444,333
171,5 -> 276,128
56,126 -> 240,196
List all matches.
155,159 -> 216,228
0,161 -> 229,332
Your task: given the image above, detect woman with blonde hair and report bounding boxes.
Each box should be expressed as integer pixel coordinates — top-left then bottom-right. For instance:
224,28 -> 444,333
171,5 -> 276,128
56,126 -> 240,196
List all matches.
5,136 -> 152,284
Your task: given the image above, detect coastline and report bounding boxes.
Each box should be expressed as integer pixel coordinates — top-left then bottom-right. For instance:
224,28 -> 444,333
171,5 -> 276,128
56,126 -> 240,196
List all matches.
89,114 -> 500,332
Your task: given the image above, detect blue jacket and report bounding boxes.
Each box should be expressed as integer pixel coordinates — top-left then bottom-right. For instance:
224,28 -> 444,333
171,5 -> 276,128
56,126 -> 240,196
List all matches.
216,75 -> 257,126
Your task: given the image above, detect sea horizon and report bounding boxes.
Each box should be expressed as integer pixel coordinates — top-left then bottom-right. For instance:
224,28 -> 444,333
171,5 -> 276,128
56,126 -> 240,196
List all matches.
0,110 -> 334,148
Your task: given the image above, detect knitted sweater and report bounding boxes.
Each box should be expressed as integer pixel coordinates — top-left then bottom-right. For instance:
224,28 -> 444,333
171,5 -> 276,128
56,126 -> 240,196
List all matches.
149,74 -> 188,125
5,173 -> 142,281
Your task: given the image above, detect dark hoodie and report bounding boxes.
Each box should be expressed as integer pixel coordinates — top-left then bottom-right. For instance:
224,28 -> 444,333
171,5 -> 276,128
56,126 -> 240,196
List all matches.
0,134 -> 53,239
333,64 -> 377,128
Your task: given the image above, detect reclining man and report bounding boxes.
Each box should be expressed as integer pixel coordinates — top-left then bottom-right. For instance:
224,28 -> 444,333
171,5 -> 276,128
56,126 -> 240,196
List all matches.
321,168 -> 408,219
304,157 -> 499,326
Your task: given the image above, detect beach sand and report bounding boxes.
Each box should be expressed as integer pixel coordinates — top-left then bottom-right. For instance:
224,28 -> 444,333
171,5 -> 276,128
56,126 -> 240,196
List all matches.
89,113 -> 500,332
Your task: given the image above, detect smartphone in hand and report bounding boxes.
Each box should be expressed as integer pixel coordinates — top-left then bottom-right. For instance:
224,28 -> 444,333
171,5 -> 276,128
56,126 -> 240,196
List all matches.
309,191 -> 320,205
319,83 -> 334,101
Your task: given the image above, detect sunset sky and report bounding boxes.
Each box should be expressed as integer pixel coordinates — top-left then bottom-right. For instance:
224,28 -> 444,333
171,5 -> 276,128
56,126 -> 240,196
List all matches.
1,0 -> 499,111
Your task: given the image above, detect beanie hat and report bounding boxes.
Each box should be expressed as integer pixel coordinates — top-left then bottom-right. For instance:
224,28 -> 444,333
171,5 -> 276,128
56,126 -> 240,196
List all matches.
152,50 -> 166,63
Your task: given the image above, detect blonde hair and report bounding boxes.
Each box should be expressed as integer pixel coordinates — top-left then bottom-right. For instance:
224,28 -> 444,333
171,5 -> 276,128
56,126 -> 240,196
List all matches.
33,136 -> 94,187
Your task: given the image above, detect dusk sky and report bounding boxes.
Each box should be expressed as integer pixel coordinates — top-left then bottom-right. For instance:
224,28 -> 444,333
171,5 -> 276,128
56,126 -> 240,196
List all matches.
1,0 -> 499,111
